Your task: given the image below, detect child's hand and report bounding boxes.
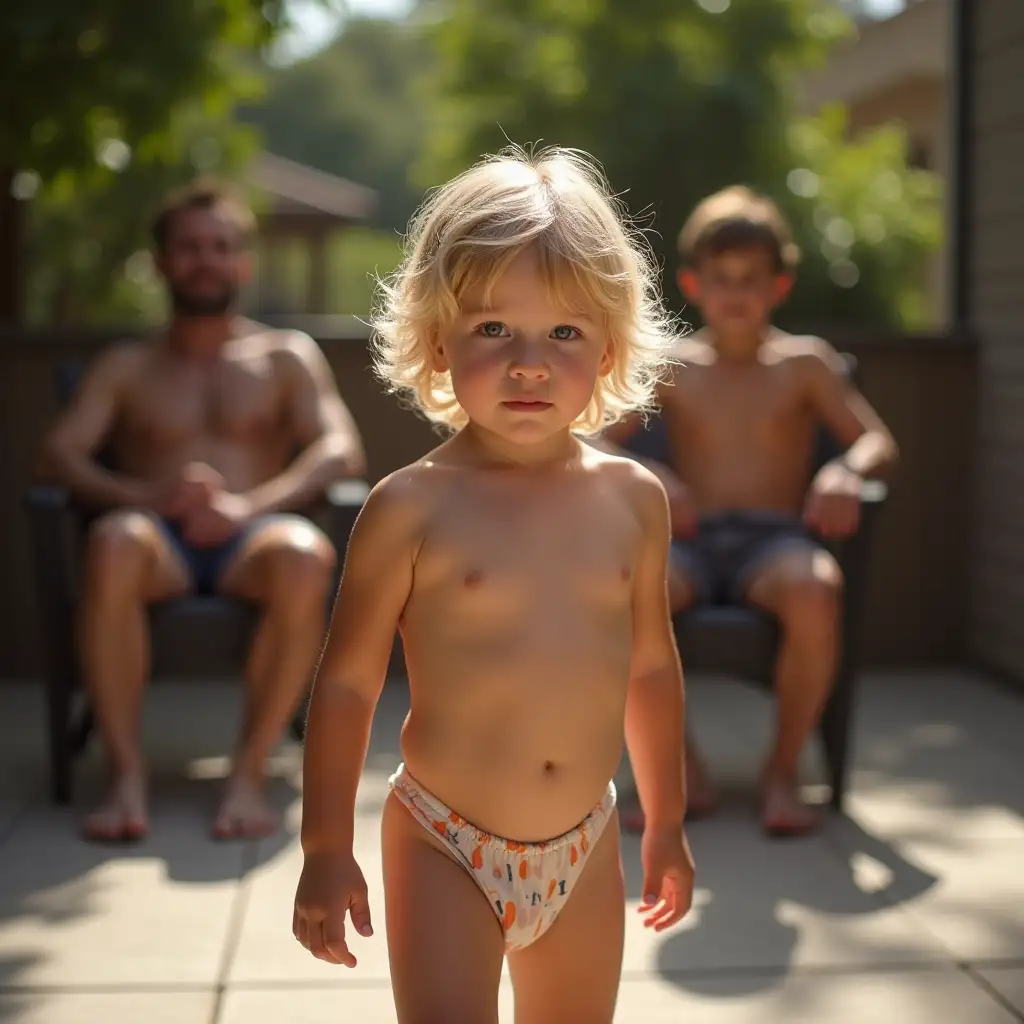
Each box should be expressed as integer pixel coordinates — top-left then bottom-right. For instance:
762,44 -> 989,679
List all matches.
293,852 -> 373,967
638,824 -> 695,932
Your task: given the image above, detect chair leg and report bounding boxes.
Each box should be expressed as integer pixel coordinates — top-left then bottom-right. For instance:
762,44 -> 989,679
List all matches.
47,679 -> 74,805
819,688 -> 851,813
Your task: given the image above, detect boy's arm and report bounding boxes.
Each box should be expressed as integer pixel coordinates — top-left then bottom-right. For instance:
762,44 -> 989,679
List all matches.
300,469 -> 421,856
803,342 -> 899,479
623,466 -> 687,830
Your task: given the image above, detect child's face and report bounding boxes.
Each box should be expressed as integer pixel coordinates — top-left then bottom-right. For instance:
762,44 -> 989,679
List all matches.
679,249 -> 791,335
435,248 -> 612,443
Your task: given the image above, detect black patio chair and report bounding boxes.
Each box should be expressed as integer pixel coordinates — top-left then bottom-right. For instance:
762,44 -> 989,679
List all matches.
25,360 -> 369,804
623,354 -> 888,811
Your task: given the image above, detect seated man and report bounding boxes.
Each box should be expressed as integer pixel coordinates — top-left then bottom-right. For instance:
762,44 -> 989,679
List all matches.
604,186 -> 897,836
39,179 -> 366,843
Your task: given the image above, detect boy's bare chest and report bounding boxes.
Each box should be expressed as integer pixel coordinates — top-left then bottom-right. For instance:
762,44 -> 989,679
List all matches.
668,365 -> 809,444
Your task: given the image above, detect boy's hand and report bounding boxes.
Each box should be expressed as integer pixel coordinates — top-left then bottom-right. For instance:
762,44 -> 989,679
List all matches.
638,824 -> 695,932
804,462 -> 863,539
664,476 -> 700,539
293,852 -> 373,967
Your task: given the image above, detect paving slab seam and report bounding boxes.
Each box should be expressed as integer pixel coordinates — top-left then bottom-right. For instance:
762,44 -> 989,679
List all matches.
220,961 -> 958,995
0,983 -> 216,995
208,839 -> 261,1024
961,964 -> 1024,1023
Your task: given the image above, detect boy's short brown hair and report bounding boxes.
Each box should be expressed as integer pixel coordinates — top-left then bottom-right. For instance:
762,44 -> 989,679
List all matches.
150,177 -> 256,253
677,185 -> 800,274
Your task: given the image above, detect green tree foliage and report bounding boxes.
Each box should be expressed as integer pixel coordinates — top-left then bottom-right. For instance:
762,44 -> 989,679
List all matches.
1,0 -> 308,324
419,0 -> 940,329
244,16 -> 433,233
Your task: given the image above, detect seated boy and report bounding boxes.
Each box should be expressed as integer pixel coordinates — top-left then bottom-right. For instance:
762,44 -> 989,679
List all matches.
603,186 -> 898,836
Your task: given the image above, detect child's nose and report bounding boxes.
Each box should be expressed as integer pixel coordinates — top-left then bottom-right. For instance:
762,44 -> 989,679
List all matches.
509,345 -> 549,380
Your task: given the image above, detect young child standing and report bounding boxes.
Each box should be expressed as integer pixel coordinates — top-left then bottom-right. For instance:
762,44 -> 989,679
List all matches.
292,147 -> 695,1023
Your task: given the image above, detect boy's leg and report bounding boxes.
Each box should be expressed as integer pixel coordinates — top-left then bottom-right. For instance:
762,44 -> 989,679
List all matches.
507,812 -> 624,1024
743,545 -> 842,834
381,793 -> 505,1024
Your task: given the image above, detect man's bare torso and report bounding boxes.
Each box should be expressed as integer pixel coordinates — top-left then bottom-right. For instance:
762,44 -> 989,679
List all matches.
110,327 -> 299,492
395,443 -> 646,842
661,331 -> 836,515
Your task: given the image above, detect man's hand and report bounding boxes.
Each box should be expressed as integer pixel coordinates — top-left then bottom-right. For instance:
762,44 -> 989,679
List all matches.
293,852 -> 373,967
804,461 -> 863,540
180,490 -> 253,548
638,824 -> 695,932
663,475 -> 700,539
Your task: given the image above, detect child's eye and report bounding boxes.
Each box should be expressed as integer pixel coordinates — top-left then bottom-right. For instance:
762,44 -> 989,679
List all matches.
477,321 -> 508,338
552,325 -> 581,341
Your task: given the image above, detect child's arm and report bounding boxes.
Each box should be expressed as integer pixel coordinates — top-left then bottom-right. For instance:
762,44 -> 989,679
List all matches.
623,467 -> 687,830
803,340 -> 899,478
301,469 -> 423,857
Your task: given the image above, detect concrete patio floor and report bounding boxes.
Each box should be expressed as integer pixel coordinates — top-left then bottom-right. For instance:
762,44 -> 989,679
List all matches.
0,670 -> 1022,1023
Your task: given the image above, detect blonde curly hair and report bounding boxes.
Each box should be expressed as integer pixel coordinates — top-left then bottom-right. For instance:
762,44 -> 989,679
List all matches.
371,145 -> 683,435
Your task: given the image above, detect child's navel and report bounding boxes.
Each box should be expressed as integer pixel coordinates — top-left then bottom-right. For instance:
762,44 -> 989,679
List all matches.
464,569 -> 484,588
620,566 -> 631,582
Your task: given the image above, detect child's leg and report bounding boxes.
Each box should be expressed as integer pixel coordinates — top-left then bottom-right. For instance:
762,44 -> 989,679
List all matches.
381,792 -> 505,1024
506,812 -> 625,1024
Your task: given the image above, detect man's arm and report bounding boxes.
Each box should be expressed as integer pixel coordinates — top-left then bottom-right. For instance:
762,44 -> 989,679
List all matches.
803,342 -> 899,479
38,345 -> 155,509
623,465 -> 687,830
301,470 -> 419,855
244,333 -> 367,516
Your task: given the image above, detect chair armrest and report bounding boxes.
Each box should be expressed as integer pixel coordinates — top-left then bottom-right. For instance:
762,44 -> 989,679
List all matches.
323,479 -> 370,556
24,484 -> 81,607
860,479 -> 888,507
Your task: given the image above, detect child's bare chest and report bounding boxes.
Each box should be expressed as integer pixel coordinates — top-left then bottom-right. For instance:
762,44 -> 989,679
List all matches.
412,483 -> 639,611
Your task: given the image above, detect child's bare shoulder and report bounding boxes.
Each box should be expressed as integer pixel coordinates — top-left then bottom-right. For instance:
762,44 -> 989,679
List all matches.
584,444 -> 668,521
355,456 -> 449,545
765,331 -> 847,374
670,331 -> 716,370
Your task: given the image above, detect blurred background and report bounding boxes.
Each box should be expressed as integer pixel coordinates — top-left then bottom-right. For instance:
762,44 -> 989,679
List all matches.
3,0 -> 945,330
0,0 -> 1017,683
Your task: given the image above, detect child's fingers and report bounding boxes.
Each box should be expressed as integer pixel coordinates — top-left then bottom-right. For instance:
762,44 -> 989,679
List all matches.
348,888 -> 374,938
322,916 -> 356,967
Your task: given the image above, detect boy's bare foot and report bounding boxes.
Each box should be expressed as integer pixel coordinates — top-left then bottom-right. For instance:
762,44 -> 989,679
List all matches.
212,775 -> 279,840
82,774 -> 148,843
621,752 -> 720,833
760,774 -> 818,838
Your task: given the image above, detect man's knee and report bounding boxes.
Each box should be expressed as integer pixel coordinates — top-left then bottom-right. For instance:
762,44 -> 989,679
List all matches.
263,526 -> 336,607
83,511 -> 153,595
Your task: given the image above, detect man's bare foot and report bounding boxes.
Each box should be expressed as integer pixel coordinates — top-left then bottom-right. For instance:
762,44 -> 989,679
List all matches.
212,775 -> 279,840
82,774 -> 148,843
761,775 -> 819,838
621,752 -> 720,833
